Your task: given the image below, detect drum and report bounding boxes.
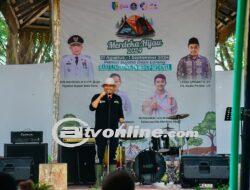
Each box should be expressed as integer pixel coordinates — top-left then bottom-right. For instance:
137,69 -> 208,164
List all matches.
133,149 -> 166,184
151,136 -> 170,153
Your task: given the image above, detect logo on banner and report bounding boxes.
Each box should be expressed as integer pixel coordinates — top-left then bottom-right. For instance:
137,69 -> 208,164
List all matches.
52,118 -> 89,148
110,0 -> 159,12
116,15 -> 155,38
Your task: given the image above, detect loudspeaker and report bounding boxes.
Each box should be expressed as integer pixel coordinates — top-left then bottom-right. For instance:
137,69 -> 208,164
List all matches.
58,144 -> 96,185
180,155 -> 229,188
4,143 -> 48,182
0,157 -> 34,181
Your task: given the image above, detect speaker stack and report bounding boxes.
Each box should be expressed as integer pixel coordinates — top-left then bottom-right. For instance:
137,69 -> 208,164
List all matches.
0,157 -> 34,181
58,144 -> 96,185
180,155 -> 229,188
3,131 -> 48,182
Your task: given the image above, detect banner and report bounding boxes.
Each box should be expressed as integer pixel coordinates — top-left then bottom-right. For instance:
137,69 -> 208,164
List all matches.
59,0 -> 216,156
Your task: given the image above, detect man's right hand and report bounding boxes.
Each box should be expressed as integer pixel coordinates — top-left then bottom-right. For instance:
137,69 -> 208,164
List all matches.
91,92 -> 106,109
100,91 -> 106,98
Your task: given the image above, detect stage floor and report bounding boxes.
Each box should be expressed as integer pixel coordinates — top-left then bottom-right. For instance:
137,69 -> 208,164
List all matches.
68,183 -> 192,190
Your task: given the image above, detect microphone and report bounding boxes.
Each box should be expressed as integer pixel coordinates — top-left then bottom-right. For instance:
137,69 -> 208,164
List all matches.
107,93 -> 112,100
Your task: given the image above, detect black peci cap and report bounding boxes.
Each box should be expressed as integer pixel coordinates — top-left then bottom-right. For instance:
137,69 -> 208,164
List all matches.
188,37 -> 199,46
68,35 -> 84,45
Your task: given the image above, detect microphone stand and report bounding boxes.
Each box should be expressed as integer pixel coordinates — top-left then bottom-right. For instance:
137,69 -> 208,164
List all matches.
106,93 -> 111,174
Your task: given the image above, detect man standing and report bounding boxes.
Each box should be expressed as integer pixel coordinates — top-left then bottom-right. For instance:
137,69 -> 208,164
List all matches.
89,78 -> 124,187
110,73 -> 132,115
142,74 -> 178,116
177,37 -> 211,80
60,34 -> 94,80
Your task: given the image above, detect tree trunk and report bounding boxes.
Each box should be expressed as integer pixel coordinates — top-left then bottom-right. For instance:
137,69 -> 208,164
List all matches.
36,44 -> 46,63
52,0 -> 61,162
218,46 -> 229,70
209,135 -> 216,153
33,42 -> 45,63
18,31 -> 35,64
6,32 -> 19,64
220,42 -> 233,70
1,0 -> 52,65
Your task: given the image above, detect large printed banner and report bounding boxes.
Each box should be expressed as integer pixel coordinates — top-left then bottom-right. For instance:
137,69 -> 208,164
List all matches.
59,0 -> 216,156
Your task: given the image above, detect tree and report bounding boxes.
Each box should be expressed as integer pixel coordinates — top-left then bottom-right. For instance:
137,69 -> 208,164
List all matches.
187,136 -> 203,147
171,112 -> 216,152
192,112 -> 216,149
169,136 -> 203,148
215,35 -> 235,71
0,2 -> 52,64
0,13 -> 7,65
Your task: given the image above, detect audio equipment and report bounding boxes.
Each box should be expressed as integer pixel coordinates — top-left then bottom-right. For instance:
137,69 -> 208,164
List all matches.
4,143 -> 48,182
58,144 -> 96,185
180,155 -> 229,188
0,157 -> 34,181
11,131 -> 43,144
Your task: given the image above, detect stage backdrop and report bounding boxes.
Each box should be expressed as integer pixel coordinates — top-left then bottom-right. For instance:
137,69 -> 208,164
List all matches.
0,64 -> 53,155
216,71 -> 244,154
59,0 -> 216,156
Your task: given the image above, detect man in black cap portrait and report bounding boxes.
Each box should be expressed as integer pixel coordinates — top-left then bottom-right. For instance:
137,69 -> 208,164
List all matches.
177,37 -> 211,80
60,34 -> 94,80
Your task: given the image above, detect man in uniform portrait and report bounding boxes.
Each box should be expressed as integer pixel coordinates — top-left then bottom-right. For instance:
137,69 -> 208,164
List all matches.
60,35 -> 94,80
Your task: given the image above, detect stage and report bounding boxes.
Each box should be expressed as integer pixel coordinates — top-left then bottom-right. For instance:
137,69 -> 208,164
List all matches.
68,184 -> 189,190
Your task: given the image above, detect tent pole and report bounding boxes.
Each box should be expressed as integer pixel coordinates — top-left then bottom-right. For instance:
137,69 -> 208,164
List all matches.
240,1 -> 250,189
51,0 -> 61,163
229,0 -> 248,189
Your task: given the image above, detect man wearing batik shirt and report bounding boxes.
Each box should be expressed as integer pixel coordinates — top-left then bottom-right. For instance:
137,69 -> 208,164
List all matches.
177,37 -> 211,80
142,74 -> 178,116
110,73 -> 132,116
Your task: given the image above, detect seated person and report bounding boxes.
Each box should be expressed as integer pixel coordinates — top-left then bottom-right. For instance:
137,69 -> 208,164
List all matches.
0,172 -> 17,190
102,171 -> 135,190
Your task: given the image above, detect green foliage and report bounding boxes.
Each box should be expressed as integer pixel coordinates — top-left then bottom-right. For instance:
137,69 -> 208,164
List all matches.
43,44 -> 53,63
193,112 -> 216,136
215,34 -> 236,71
195,184 -> 229,190
216,184 -> 229,190
32,182 -> 52,190
187,112 -> 216,147
195,186 -> 201,190
0,13 -> 7,65
188,136 -> 203,146
0,12 -> 52,64
169,136 -> 203,147
48,155 -> 52,163
32,32 -> 53,63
